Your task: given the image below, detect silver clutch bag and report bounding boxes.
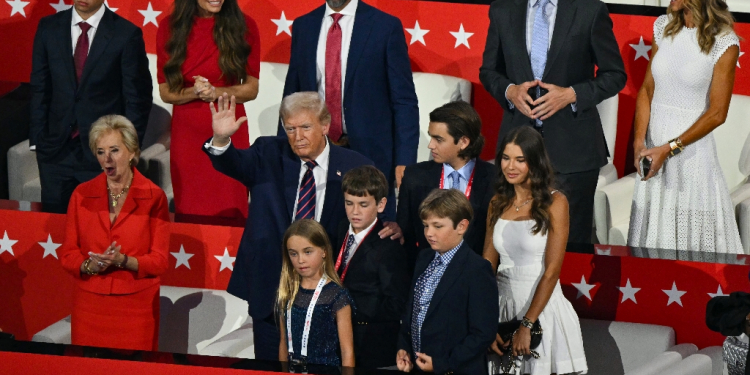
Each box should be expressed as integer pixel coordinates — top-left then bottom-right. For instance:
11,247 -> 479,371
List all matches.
724,335 -> 748,375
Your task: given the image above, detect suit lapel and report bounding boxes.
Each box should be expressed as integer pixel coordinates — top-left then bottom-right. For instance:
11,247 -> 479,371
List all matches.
543,0 -> 577,79
59,9 -> 77,91
512,0 -> 535,82
78,8 -> 114,92
283,146 -> 302,221
343,2 -> 375,99
347,220 -> 383,270
424,244 -> 468,320
469,162 -> 490,207
320,144 -> 343,230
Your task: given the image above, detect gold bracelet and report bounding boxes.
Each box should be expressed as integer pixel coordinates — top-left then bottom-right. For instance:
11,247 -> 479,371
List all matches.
83,259 -> 98,276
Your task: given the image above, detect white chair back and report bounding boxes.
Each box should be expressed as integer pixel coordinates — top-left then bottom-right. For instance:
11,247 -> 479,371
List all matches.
597,95 -> 619,163
713,94 -> 750,191
244,62 -> 289,144
412,72 -> 473,162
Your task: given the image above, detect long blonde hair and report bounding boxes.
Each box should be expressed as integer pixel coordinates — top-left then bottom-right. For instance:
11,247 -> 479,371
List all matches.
276,220 -> 341,317
664,0 -> 735,54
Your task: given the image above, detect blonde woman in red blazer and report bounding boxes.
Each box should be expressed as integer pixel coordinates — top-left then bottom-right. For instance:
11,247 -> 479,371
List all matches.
59,115 -> 170,351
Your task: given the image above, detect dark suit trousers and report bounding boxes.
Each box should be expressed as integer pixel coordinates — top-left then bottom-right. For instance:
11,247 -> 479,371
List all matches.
37,138 -> 99,213
253,314 -> 280,361
556,169 -> 599,244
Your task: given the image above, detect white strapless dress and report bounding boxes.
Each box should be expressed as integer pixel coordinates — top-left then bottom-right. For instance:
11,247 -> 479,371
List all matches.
488,219 -> 588,375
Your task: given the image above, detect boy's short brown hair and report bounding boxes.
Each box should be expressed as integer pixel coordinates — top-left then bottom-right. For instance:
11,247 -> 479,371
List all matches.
418,189 -> 473,228
342,165 -> 389,202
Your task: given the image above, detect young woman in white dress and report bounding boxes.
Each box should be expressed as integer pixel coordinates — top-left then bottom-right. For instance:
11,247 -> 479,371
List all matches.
484,126 -> 587,375
629,0 -> 742,253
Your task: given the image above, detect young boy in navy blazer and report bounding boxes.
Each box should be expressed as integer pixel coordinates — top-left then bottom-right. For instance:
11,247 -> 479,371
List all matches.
335,165 -> 410,368
397,189 -> 498,374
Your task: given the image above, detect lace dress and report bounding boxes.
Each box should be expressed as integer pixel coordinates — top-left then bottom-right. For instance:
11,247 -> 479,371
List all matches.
628,15 -> 743,254
488,216 -> 588,375
285,282 -> 353,367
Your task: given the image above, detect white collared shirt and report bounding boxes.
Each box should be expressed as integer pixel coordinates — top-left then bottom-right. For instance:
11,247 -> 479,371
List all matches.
442,159 -> 476,193
526,0 -> 558,54
71,5 -> 106,54
316,0 -> 358,133
344,218 -> 378,264
204,137 -> 331,222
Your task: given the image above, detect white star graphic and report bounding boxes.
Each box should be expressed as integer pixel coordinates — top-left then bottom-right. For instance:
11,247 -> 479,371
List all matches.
596,247 -> 611,256
405,20 -> 429,46
571,275 -> 596,301
49,0 -> 71,12
449,24 -> 473,49
104,0 -> 117,12
214,248 -> 236,272
39,234 -> 61,259
708,285 -> 729,298
738,51 -> 745,68
138,2 -> 162,27
630,36 -> 652,61
6,0 -> 30,17
662,281 -> 687,307
0,231 -> 19,257
271,11 -> 293,36
171,245 -> 195,270
617,279 -> 641,304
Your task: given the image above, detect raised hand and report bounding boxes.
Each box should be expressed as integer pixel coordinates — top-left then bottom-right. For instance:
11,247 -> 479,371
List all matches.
210,93 -> 248,147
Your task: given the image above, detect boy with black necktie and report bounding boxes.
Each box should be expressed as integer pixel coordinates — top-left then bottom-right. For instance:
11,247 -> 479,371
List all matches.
334,165 -> 410,368
397,189 -> 498,374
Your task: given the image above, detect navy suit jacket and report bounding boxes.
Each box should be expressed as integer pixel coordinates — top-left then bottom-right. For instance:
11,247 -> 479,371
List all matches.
203,136 -> 373,318
281,1 -> 419,214
30,7 -> 151,167
398,243 -> 498,375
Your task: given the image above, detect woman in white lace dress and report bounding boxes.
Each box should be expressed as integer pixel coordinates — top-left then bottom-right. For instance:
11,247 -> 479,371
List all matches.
485,126 -> 587,375
629,0 -> 742,253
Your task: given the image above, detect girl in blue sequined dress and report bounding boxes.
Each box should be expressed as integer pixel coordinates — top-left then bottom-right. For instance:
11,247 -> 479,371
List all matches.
277,219 -> 355,368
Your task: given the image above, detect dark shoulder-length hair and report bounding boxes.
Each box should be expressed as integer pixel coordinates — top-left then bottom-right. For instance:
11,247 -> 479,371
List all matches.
163,0 -> 250,92
489,126 -> 556,236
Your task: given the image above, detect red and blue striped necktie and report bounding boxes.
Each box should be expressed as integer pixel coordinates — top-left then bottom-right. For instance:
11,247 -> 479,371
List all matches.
296,161 -> 318,221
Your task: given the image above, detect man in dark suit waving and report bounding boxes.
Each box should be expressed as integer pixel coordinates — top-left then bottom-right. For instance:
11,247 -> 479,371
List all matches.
480,0 -> 626,243
30,0 -> 151,213
204,92 -> 372,361
282,0 -> 420,220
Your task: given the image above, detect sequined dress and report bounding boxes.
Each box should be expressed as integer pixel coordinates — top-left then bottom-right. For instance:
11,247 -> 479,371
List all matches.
286,282 -> 353,367
628,15 -> 742,254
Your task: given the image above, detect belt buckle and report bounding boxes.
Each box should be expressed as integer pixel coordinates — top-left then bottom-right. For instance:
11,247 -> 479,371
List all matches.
289,356 -> 308,373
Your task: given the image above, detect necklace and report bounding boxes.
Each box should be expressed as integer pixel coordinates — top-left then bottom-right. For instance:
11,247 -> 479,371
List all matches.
514,198 -> 532,212
107,177 -> 132,208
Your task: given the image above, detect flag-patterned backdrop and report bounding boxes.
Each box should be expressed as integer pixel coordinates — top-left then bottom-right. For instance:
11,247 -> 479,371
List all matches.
0,0 -> 747,175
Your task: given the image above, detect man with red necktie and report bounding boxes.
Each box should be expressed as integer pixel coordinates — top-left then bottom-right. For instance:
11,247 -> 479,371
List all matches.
30,0 -> 151,213
282,0 -> 420,223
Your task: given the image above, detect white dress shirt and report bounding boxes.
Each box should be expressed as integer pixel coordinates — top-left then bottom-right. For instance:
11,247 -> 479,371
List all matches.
344,218 -> 378,264
71,5 -> 106,54
204,138 -> 331,222
442,159 -> 476,193
316,0 -> 358,133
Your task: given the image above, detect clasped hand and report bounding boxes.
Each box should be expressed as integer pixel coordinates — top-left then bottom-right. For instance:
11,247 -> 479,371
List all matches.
192,76 -> 216,102
396,350 -> 433,372
635,142 -> 671,181
87,241 -> 122,273
507,80 -> 576,121
489,327 -> 532,357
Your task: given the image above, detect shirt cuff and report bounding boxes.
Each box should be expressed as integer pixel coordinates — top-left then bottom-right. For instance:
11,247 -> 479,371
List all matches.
570,86 -> 577,112
204,138 -> 231,155
29,145 -> 36,151
505,84 -> 515,110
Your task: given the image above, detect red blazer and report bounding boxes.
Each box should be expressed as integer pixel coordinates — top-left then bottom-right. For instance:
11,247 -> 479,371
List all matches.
59,169 -> 170,295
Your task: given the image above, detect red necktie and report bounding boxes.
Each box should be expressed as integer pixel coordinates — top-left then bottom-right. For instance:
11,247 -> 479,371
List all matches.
325,13 -> 344,142
74,22 -> 91,82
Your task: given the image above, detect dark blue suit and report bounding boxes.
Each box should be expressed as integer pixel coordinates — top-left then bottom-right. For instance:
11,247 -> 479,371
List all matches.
281,1 -> 420,219
203,136 -> 372,359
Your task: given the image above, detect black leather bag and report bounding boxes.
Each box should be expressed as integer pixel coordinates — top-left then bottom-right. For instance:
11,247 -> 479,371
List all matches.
497,318 -> 542,349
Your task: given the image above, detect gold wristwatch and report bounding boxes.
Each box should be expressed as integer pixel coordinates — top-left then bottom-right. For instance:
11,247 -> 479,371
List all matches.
668,137 -> 684,157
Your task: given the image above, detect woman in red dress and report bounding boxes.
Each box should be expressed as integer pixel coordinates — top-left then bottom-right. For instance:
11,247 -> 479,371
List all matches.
59,115 -> 170,351
157,0 -> 260,223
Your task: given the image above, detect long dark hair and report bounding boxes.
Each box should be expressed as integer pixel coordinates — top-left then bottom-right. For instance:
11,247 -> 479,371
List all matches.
163,0 -> 250,92
490,126 -> 556,235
